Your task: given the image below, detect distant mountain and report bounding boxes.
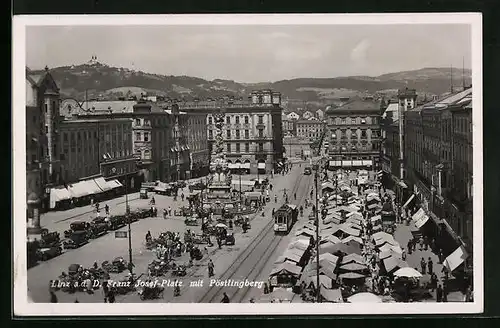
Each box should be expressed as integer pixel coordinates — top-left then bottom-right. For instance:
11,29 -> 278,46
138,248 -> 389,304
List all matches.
32,61 -> 472,108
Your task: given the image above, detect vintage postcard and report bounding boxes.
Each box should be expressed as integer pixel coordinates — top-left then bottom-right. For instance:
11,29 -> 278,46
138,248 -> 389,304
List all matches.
12,13 -> 483,316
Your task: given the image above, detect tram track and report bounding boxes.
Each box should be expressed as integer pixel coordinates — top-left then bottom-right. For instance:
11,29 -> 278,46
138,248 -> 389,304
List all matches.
198,173 -> 313,303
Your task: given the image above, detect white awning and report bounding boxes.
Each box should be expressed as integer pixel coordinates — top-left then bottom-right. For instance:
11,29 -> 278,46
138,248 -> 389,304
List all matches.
402,194 -> 416,209
352,160 -> 363,166
228,163 -> 241,169
412,208 -> 430,229
258,163 -> 266,169
329,160 -> 342,167
94,177 -> 112,192
107,179 -> 123,189
49,186 -> 72,209
342,162 -> 351,167
242,163 -> 251,169
362,160 -> 373,166
443,245 -> 469,272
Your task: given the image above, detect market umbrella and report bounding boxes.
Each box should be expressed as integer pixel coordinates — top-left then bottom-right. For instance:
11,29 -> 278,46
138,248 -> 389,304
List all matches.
340,262 -> 368,272
215,223 -> 228,228
394,267 -> 423,278
269,288 -> 295,301
347,292 -> 382,303
338,272 -> 367,279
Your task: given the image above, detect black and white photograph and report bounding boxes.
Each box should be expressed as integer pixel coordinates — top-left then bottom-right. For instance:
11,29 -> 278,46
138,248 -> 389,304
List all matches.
13,14 -> 483,315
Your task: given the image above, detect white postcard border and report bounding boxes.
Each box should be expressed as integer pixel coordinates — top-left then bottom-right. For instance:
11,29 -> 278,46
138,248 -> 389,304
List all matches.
12,13 -> 483,316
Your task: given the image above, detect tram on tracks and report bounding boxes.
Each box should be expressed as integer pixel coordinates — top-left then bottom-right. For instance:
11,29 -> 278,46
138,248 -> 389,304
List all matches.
273,204 -> 299,234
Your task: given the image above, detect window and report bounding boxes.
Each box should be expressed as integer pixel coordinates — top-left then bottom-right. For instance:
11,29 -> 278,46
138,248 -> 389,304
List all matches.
44,104 -> 48,113
361,130 -> 367,139
259,143 -> 264,152
144,132 -> 149,142
258,115 -> 264,124
63,133 -> 68,142
227,144 -> 231,152
236,143 -> 240,152
235,116 -> 240,124
45,125 -> 49,133
226,117 -> 231,124
236,130 -> 240,139
342,118 -> 346,124
208,117 -> 213,124
245,143 -> 250,153
245,116 -> 249,124
258,129 -> 264,138
245,130 -> 249,139
135,118 -> 141,126
226,130 -> 231,139
136,132 -> 141,141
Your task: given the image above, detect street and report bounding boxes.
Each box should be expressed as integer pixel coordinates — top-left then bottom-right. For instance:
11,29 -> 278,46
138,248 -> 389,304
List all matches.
29,163 -> 309,303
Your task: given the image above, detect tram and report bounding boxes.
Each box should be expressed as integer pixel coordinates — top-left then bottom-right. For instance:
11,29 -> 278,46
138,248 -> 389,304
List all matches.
273,204 -> 299,234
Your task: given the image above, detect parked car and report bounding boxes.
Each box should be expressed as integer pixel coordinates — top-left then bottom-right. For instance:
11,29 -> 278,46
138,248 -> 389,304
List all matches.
38,245 -> 62,261
62,231 -> 88,249
89,217 -> 108,238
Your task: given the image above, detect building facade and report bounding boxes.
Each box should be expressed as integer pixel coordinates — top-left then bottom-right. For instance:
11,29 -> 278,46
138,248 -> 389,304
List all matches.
58,117 -> 138,188
294,120 -> 324,139
405,87 -> 473,254
325,98 -> 382,170
282,118 -> 295,136
183,90 -> 283,174
26,67 -> 61,231
184,108 -> 210,178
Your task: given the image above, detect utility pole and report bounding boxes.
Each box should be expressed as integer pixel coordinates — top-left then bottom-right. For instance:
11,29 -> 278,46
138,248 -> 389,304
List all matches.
126,178 -> 133,279
313,163 -> 320,303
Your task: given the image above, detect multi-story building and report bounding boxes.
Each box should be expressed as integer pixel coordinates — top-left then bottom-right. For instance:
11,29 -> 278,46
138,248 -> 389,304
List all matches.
282,117 -> 295,136
184,90 -> 283,174
183,108 -> 210,178
58,116 -> 137,188
294,120 -> 324,139
405,87 -> 472,257
380,90 -> 417,195
26,67 -> 61,231
325,98 -> 382,170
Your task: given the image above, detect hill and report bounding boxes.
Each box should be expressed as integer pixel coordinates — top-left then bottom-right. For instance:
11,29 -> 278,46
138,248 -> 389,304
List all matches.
32,61 -> 472,108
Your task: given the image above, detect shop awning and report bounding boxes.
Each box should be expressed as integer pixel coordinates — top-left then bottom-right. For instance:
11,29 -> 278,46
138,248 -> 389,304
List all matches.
402,194 -> 416,209
107,179 -> 123,189
352,160 -> 363,167
228,163 -> 242,169
443,245 -> 469,272
258,162 -> 266,169
362,160 -> 373,166
49,186 -> 72,209
329,160 -> 342,167
242,162 -> 251,169
232,179 -> 256,186
67,180 -> 94,198
412,208 -> 430,229
94,177 -> 112,192
342,162 -> 351,167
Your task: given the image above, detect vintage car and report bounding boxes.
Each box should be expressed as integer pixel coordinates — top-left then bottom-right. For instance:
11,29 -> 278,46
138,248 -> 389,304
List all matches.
140,188 -> 149,199
107,215 -> 126,230
64,221 -> 92,239
39,231 -> 61,248
89,217 -> 108,238
62,231 -> 89,249
38,244 -> 62,261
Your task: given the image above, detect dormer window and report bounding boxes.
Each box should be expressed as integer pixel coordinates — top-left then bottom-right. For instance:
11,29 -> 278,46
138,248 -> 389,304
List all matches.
361,119 -> 366,124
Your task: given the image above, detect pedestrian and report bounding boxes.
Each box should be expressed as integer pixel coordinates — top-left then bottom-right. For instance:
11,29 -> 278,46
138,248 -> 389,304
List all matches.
181,193 -> 185,201
401,247 -> 407,261
168,206 -> 172,216
221,292 -> 230,303
428,257 -> 434,275
436,284 -> 443,302
419,236 -> 424,251
105,204 -> 109,215
424,236 -> 429,251
442,266 -> 449,281
420,257 -> 427,275
107,288 -> 115,303
50,290 -> 58,303
208,259 -> 215,277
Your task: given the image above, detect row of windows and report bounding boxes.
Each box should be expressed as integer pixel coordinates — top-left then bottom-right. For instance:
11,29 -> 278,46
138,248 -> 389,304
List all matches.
226,142 -> 265,153
330,129 -> 380,139
208,115 -> 265,125
62,127 -> 130,142
328,116 -> 377,125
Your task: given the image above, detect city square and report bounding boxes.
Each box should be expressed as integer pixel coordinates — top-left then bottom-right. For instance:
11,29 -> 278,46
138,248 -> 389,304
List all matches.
17,18 -> 478,310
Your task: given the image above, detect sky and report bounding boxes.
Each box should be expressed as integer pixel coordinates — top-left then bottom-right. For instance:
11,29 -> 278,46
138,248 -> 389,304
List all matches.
26,24 -> 472,83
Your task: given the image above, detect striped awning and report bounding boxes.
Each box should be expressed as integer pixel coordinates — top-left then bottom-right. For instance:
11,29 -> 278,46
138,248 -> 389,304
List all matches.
258,163 -> 266,169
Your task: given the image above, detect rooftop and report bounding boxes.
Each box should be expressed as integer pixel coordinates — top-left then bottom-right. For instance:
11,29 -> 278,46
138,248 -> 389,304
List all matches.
325,99 -> 380,114
296,119 -> 323,124
411,87 -> 472,112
